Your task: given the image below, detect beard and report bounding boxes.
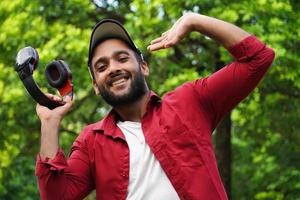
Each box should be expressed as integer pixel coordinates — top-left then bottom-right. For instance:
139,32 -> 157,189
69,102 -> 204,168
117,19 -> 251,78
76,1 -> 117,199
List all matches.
96,68 -> 148,107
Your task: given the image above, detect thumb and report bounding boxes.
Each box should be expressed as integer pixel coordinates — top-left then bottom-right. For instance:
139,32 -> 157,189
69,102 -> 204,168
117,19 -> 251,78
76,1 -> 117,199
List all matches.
59,95 -> 73,112
64,95 -> 72,103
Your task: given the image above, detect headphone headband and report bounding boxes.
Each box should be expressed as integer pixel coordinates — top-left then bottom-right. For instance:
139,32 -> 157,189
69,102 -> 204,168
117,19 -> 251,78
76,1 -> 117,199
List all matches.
15,47 -> 73,109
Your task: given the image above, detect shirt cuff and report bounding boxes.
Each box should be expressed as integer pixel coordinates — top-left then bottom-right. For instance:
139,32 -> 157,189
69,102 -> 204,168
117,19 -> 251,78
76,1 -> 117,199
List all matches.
35,149 -> 67,177
227,35 -> 266,62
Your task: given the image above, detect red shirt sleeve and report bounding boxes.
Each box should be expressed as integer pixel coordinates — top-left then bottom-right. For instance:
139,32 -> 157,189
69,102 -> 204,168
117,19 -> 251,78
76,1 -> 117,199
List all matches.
36,149 -> 67,176
192,35 -> 275,128
36,129 -> 94,200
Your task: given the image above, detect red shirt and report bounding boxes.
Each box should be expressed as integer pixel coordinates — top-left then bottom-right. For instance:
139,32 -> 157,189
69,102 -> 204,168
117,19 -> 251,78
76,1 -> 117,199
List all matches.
36,36 -> 275,200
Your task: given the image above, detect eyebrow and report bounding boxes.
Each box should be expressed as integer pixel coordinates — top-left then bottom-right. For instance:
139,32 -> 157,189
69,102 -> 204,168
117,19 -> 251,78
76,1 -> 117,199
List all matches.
93,50 -> 130,68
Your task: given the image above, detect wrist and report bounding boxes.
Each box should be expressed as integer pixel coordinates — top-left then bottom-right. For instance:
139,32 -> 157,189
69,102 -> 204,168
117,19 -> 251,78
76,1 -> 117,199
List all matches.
40,119 -> 61,135
40,123 -> 60,160
40,116 -> 62,125
183,12 -> 202,32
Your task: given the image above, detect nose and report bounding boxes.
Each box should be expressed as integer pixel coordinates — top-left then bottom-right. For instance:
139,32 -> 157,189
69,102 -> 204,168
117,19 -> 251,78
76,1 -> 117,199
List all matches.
107,60 -> 122,76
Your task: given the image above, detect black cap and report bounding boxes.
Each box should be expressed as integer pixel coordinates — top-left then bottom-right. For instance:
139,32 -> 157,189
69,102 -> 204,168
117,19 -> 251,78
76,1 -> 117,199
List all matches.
88,19 -> 141,67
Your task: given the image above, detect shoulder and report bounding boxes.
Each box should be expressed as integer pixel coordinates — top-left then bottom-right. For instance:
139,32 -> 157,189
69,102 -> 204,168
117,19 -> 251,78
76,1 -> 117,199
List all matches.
75,119 -> 105,143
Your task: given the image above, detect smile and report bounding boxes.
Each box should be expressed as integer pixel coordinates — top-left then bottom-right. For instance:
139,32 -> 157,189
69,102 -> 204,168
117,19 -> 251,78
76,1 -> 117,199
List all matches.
111,78 -> 127,86
107,72 -> 130,87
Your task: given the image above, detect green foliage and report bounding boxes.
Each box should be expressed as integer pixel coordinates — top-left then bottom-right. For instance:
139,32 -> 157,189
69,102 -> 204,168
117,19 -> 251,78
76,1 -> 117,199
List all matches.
0,0 -> 299,199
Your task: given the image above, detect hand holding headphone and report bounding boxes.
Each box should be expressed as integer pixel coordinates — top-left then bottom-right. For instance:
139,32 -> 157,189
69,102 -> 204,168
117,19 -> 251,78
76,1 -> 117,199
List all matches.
15,47 -> 74,110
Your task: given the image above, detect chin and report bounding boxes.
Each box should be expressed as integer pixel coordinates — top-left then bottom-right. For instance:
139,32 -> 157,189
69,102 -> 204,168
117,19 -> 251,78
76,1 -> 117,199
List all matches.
111,88 -> 131,98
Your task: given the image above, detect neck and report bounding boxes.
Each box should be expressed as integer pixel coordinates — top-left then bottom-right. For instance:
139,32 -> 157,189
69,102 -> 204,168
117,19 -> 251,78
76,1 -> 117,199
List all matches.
113,91 -> 150,122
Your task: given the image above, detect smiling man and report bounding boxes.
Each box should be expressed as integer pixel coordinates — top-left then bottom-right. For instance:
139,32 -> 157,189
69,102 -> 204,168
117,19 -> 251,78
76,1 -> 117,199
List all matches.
91,38 -> 149,110
36,13 -> 275,200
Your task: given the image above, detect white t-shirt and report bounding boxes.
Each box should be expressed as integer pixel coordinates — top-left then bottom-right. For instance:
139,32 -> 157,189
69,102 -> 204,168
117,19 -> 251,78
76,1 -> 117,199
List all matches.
117,121 -> 180,200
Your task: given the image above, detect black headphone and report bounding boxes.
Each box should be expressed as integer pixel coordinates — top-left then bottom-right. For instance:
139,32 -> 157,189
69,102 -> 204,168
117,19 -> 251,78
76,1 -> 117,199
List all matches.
15,47 -> 73,110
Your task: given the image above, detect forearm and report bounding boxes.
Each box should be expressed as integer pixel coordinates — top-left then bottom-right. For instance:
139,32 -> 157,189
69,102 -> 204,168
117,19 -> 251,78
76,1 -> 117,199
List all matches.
188,13 -> 250,48
39,119 -> 60,160
36,95 -> 72,160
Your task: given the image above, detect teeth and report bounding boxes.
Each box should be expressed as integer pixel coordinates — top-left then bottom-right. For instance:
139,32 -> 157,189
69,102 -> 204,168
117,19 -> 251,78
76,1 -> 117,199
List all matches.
112,78 -> 126,86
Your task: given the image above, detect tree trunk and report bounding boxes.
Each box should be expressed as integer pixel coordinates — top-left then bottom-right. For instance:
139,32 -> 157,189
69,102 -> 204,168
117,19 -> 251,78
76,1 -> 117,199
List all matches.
216,113 -> 232,199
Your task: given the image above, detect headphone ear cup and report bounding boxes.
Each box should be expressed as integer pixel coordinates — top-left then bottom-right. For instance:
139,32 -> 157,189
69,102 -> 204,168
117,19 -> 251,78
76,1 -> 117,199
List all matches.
45,60 -> 68,89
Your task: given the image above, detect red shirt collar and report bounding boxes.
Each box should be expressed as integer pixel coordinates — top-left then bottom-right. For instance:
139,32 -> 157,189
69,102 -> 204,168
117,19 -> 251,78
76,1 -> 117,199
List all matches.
91,91 -> 161,138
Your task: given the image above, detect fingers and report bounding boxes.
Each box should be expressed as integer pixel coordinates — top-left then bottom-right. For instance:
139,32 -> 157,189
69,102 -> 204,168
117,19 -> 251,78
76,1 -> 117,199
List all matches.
150,31 -> 169,45
148,27 -> 180,52
36,93 -> 72,112
161,31 -> 169,37
148,14 -> 190,52
148,30 -> 169,51
59,95 -> 73,113
62,96 -> 73,109
147,42 -> 165,52
36,94 -> 74,123
150,36 -> 165,45
64,95 -> 72,103
147,42 -> 172,52
148,36 -> 177,52
45,93 -> 63,102
149,31 -> 169,46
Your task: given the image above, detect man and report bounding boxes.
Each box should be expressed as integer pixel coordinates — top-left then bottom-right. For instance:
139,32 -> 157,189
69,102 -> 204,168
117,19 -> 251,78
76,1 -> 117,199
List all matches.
36,13 -> 275,200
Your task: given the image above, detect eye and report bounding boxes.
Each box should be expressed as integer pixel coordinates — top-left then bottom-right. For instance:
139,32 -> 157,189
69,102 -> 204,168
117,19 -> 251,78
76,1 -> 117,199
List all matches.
118,56 -> 128,63
95,63 -> 107,72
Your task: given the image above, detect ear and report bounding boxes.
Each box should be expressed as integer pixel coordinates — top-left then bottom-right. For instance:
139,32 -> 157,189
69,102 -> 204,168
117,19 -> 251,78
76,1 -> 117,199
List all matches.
93,80 -> 100,95
140,61 -> 149,77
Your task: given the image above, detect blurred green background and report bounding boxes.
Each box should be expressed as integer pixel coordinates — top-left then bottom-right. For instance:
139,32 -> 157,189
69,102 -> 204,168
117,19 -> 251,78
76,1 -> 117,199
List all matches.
0,0 -> 299,199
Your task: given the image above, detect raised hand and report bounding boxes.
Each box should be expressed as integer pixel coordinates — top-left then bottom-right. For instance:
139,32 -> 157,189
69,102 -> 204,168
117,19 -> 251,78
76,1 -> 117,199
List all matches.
36,93 -> 73,122
147,13 -> 195,52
